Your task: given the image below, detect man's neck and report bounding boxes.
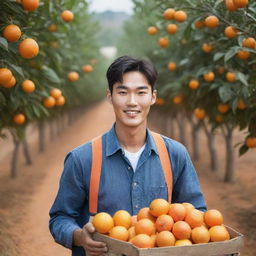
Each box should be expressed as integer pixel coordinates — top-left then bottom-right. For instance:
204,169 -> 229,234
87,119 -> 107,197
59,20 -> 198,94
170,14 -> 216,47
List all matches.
115,122 -> 147,153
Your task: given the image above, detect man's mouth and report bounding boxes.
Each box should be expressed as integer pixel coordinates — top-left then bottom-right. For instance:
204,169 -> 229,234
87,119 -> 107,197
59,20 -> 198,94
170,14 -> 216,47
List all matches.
123,110 -> 141,117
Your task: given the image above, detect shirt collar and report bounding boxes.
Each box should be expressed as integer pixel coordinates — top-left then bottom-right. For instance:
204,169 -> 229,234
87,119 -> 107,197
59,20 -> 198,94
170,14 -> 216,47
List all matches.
105,124 -> 158,157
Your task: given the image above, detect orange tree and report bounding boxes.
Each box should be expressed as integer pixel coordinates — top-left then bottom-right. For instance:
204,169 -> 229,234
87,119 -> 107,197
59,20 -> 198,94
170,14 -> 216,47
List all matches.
0,0 -> 104,177
120,0 -> 256,182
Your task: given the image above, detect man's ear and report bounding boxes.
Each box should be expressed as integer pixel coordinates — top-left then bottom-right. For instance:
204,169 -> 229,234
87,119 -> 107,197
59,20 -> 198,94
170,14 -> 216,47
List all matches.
106,89 -> 112,104
151,89 -> 157,105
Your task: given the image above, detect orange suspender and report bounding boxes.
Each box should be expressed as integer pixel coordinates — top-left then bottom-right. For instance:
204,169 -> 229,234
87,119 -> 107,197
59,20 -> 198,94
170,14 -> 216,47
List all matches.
89,132 -> 173,214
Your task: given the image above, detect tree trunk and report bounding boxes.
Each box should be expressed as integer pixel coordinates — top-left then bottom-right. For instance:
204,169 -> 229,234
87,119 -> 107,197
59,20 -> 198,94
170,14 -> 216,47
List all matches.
224,126 -> 235,182
49,120 -> 55,140
10,132 -> 20,178
22,137 -> 32,165
38,121 -> 45,152
176,114 -> 187,146
202,123 -> 219,172
191,121 -> 201,161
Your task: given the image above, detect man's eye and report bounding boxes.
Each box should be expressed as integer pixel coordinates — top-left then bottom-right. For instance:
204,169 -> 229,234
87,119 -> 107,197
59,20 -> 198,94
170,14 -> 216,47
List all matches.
118,91 -> 127,95
138,91 -> 147,95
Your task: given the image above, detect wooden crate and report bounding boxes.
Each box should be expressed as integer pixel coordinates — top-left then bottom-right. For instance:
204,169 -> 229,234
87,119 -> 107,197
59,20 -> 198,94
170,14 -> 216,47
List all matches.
92,226 -> 243,256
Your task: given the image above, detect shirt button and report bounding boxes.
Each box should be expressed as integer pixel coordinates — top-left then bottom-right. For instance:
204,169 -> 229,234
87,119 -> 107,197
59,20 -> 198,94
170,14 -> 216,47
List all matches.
128,166 -> 131,170
133,182 -> 137,187
135,205 -> 139,208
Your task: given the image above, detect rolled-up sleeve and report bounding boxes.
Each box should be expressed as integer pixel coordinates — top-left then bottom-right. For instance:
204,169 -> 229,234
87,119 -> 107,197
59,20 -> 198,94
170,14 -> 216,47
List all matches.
169,142 -> 207,211
49,152 -> 86,249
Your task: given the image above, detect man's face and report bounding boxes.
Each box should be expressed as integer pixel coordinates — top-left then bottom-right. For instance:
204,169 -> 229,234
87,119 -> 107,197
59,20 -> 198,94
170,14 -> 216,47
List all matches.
107,71 -> 157,128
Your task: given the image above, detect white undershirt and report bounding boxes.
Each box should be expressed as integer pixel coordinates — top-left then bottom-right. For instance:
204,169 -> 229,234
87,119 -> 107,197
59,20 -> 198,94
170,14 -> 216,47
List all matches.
123,144 -> 146,172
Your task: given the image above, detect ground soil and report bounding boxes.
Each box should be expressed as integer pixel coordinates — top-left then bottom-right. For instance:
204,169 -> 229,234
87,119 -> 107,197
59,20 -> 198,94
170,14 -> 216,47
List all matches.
0,100 -> 255,255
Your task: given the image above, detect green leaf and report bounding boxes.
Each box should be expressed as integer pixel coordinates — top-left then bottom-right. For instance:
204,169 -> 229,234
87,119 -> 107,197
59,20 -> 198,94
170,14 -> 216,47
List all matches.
239,144 -> 248,156
179,58 -> 189,66
42,66 -> 61,84
218,86 -> 234,102
0,37 -> 8,51
237,72 -> 248,86
8,63 -> 24,78
213,52 -> 224,62
224,47 -> 239,62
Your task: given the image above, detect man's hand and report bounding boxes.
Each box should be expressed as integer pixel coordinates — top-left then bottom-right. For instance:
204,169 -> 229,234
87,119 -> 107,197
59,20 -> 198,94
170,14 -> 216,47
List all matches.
73,223 -> 108,256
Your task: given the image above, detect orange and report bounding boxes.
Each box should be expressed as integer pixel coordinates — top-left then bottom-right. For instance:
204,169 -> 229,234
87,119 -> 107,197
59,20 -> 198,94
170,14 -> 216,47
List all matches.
113,210 -> 132,229
19,38 -> 39,59
21,80 -> 35,93
13,113 -> 26,125
163,8 -> 175,20
151,234 -> 157,247
202,43 -> 213,53
61,10 -> 74,22
191,226 -> 210,244
155,214 -> 174,232
205,16 -> 219,28
217,104 -> 229,113
203,72 -> 215,82
82,64 -> 93,73
128,226 -> 136,240
225,0 -> 238,11
172,221 -> 191,240
156,98 -> 165,105
50,41 -> 58,48
166,24 -> 177,34
149,198 -> 170,217
233,0 -> 248,8
147,26 -> 158,35
195,20 -> 204,28
182,202 -> 195,215
156,231 -> 176,247
168,203 -> 186,222
0,68 -> 13,85
158,37 -> 170,48
168,62 -> 177,71
188,79 -> 199,90
55,96 -> 65,106
48,24 -> 57,32
204,209 -> 223,227
109,226 -> 129,241
242,37 -> 256,49
209,225 -> 230,242
131,234 -> 154,248
137,207 -> 156,223
185,209 -> 204,228
173,96 -> 182,104
246,137 -> 256,148
174,11 -> 187,22
68,71 -> 79,82
224,26 -> 237,38
237,50 -> 250,60
215,115 -> 224,123
135,218 -> 155,236
2,76 -> 16,88
43,96 -> 55,108
226,72 -> 236,82
3,24 -> 21,42
237,99 -> 246,110
194,108 -> 206,120
22,0 -> 39,11
131,215 -> 137,226
217,66 -> 225,75
175,239 -> 192,246
50,88 -> 62,99
92,212 -> 114,234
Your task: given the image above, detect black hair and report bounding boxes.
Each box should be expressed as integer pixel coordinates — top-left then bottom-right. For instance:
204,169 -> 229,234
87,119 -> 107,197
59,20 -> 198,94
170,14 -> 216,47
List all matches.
106,56 -> 158,93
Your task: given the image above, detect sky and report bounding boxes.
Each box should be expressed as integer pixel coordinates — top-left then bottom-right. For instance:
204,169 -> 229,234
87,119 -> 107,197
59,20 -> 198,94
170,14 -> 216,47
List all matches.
88,0 -> 134,14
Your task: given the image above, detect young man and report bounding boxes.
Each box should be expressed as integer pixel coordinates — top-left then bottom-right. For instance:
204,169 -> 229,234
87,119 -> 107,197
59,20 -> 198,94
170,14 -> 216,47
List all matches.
49,56 -> 206,256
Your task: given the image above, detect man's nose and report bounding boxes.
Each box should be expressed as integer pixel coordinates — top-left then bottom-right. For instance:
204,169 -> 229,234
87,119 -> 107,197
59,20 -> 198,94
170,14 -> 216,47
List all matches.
127,93 -> 137,105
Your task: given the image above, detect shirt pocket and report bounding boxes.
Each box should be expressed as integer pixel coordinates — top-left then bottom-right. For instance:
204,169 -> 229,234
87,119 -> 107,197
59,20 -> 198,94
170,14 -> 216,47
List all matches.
147,185 -> 168,205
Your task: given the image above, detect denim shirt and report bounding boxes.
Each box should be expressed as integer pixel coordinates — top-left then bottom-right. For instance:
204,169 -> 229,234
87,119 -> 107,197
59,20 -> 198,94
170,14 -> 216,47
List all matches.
49,125 -> 206,256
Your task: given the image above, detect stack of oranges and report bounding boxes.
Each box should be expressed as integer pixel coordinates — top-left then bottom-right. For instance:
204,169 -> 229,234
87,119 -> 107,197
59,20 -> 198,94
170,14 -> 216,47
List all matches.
92,198 -> 230,248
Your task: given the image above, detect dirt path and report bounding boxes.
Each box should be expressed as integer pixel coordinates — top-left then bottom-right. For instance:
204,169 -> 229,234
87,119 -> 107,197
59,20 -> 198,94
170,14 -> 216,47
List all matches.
1,100 -> 255,255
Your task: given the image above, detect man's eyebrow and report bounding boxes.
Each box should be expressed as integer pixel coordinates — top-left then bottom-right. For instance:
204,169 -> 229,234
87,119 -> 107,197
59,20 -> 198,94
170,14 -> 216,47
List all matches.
116,85 -> 150,90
